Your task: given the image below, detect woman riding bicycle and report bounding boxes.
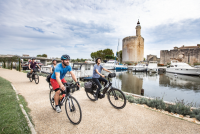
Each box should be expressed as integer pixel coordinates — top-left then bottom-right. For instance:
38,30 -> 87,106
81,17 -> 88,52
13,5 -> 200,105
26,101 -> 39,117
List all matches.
29,57 -> 41,73
93,58 -> 111,100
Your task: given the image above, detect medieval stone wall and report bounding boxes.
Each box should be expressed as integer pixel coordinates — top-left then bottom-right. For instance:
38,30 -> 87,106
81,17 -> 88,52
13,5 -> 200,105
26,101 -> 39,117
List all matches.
160,48 -> 200,65
147,54 -> 160,63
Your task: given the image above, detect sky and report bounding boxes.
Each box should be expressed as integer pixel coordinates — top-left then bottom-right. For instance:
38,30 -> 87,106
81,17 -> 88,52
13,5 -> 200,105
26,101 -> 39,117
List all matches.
0,0 -> 200,59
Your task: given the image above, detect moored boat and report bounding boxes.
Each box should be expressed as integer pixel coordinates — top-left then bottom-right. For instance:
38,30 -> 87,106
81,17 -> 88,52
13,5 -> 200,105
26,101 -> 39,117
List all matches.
166,60 -> 200,76
147,61 -> 158,73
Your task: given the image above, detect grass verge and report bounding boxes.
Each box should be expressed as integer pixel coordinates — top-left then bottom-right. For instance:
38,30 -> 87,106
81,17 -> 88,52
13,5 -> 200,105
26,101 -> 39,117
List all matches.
0,76 -> 31,134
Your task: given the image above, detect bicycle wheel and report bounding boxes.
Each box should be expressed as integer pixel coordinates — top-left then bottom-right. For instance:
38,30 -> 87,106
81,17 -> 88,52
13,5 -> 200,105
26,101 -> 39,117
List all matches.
86,92 -> 96,101
34,74 -> 39,84
65,96 -> 82,125
49,83 -> 53,91
49,89 -> 56,110
107,88 -> 126,109
29,74 -> 33,82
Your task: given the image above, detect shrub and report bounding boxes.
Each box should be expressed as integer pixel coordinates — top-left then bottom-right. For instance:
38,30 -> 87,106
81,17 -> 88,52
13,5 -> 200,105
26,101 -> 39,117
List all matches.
196,114 -> 200,121
136,98 -> 149,105
147,98 -> 166,110
128,97 -> 135,103
192,108 -> 200,115
126,95 -> 133,100
166,100 -> 192,115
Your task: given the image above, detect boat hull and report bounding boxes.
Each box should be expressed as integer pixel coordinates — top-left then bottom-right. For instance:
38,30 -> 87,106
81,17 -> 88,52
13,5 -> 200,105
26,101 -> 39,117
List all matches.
166,68 -> 200,76
132,67 -> 147,72
147,68 -> 158,73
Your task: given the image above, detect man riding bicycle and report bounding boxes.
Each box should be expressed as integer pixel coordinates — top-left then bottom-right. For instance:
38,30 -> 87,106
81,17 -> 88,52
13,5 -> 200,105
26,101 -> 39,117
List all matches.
93,58 -> 111,100
50,54 -> 80,113
29,57 -> 41,73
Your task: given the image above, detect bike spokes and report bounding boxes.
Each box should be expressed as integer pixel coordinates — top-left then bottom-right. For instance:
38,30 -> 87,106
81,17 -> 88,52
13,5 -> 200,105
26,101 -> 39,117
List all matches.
108,88 -> 126,109
65,96 -> 82,125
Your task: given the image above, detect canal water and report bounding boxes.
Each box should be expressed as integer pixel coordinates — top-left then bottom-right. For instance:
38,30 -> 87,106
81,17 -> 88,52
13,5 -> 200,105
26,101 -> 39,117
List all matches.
98,70 -> 200,107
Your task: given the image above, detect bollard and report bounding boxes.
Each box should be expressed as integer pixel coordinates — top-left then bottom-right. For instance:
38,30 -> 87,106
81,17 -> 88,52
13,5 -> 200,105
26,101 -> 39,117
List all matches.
141,89 -> 144,96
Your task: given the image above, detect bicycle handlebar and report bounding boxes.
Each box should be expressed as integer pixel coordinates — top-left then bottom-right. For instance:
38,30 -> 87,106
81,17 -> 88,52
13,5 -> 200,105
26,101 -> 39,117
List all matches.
60,82 -> 80,94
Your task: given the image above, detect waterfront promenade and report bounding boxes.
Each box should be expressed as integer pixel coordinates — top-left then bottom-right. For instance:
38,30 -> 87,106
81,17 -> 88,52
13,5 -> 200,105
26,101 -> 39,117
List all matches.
0,68 -> 200,134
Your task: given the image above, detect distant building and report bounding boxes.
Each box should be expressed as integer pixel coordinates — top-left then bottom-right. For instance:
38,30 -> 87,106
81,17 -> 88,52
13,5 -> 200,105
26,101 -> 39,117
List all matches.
122,20 -> 144,63
22,54 -> 29,57
160,44 -> 200,65
147,54 -> 160,63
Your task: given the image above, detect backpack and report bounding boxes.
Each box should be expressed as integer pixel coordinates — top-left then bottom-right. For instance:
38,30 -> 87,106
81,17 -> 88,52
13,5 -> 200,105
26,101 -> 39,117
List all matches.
46,74 -> 52,83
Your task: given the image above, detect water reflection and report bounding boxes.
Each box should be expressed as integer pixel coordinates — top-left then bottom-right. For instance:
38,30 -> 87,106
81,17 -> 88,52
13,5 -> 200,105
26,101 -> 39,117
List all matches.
103,70 -> 200,106
160,73 -> 200,92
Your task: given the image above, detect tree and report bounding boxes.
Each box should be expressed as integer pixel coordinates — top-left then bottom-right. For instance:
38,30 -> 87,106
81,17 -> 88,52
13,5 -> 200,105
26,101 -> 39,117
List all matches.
42,54 -> 47,57
10,56 -> 20,70
117,50 -> 122,63
37,55 -> 42,57
90,48 -> 114,60
105,55 -> 115,60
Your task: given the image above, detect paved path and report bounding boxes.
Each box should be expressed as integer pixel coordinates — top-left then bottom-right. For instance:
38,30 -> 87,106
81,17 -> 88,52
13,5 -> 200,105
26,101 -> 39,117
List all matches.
0,68 -> 200,134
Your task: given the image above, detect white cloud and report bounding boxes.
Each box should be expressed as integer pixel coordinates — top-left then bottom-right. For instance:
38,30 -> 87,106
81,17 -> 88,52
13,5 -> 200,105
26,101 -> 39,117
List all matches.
0,0 -> 200,59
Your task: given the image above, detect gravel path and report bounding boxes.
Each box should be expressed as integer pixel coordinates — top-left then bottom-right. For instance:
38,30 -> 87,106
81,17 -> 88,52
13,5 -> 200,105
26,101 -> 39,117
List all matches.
0,68 -> 200,134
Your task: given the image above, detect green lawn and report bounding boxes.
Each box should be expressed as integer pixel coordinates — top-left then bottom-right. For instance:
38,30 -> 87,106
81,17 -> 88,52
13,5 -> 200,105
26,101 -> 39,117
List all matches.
0,77 -> 31,134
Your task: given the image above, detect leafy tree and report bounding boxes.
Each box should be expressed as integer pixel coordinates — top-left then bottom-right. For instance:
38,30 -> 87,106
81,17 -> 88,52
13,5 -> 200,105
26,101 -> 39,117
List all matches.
105,55 -> 115,60
42,54 -> 47,57
91,48 -> 114,60
117,50 -> 122,63
10,56 -> 19,70
0,57 -> 7,68
37,55 -> 42,57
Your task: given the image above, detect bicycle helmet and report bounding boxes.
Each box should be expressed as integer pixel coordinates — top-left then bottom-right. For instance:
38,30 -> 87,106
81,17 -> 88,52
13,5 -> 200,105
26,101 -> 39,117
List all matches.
61,54 -> 70,60
31,57 -> 36,60
52,59 -> 57,62
95,57 -> 101,64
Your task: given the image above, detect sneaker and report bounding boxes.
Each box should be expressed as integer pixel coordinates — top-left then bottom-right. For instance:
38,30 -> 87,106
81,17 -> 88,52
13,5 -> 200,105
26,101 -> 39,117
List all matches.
56,106 -> 62,113
93,94 -> 98,101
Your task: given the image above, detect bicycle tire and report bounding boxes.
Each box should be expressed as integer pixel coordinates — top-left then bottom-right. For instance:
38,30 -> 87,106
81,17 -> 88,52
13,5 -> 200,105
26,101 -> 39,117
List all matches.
34,74 -> 39,84
49,83 -> 53,91
49,89 -> 56,110
86,92 -> 96,101
107,88 -> 126,109
29,74 -> 33,82
65,96 -> 82,125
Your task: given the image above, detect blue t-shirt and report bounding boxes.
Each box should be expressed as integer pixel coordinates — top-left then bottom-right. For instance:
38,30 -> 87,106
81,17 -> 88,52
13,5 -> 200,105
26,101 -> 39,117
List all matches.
51,63 -> 72,80
93,64 -> 103,78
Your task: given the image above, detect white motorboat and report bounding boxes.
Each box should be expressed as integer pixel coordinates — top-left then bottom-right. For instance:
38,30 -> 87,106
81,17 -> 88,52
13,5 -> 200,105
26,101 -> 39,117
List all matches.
132,64 -> 147,72
166,60 -> 200,76
147,61 -> 158,73
41,65 -> 51,73
101,60 -> 115,70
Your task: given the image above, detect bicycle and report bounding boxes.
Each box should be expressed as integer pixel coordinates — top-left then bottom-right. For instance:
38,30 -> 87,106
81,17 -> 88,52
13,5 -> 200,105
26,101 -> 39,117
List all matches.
85,73 -> 126,109
27,68 -> 39,84
49,81 -> 82,125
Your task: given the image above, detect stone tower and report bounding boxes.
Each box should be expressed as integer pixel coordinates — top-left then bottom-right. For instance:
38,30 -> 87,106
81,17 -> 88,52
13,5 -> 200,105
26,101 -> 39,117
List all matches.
122,20 -> 144,63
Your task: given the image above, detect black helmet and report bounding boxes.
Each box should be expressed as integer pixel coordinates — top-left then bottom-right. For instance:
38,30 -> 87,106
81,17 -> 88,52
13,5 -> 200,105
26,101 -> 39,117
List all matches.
52,59 -> 57,62
31,57 -> 36,60
95,57 -> 101,64
61,54 -> 70,60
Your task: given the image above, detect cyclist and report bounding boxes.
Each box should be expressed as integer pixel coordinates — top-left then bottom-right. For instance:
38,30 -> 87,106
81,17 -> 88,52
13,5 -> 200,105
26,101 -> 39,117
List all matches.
50,54 -> 80,113
50,59 -> 57,74
92,57 -> 111,100
29,57 -> 41,74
